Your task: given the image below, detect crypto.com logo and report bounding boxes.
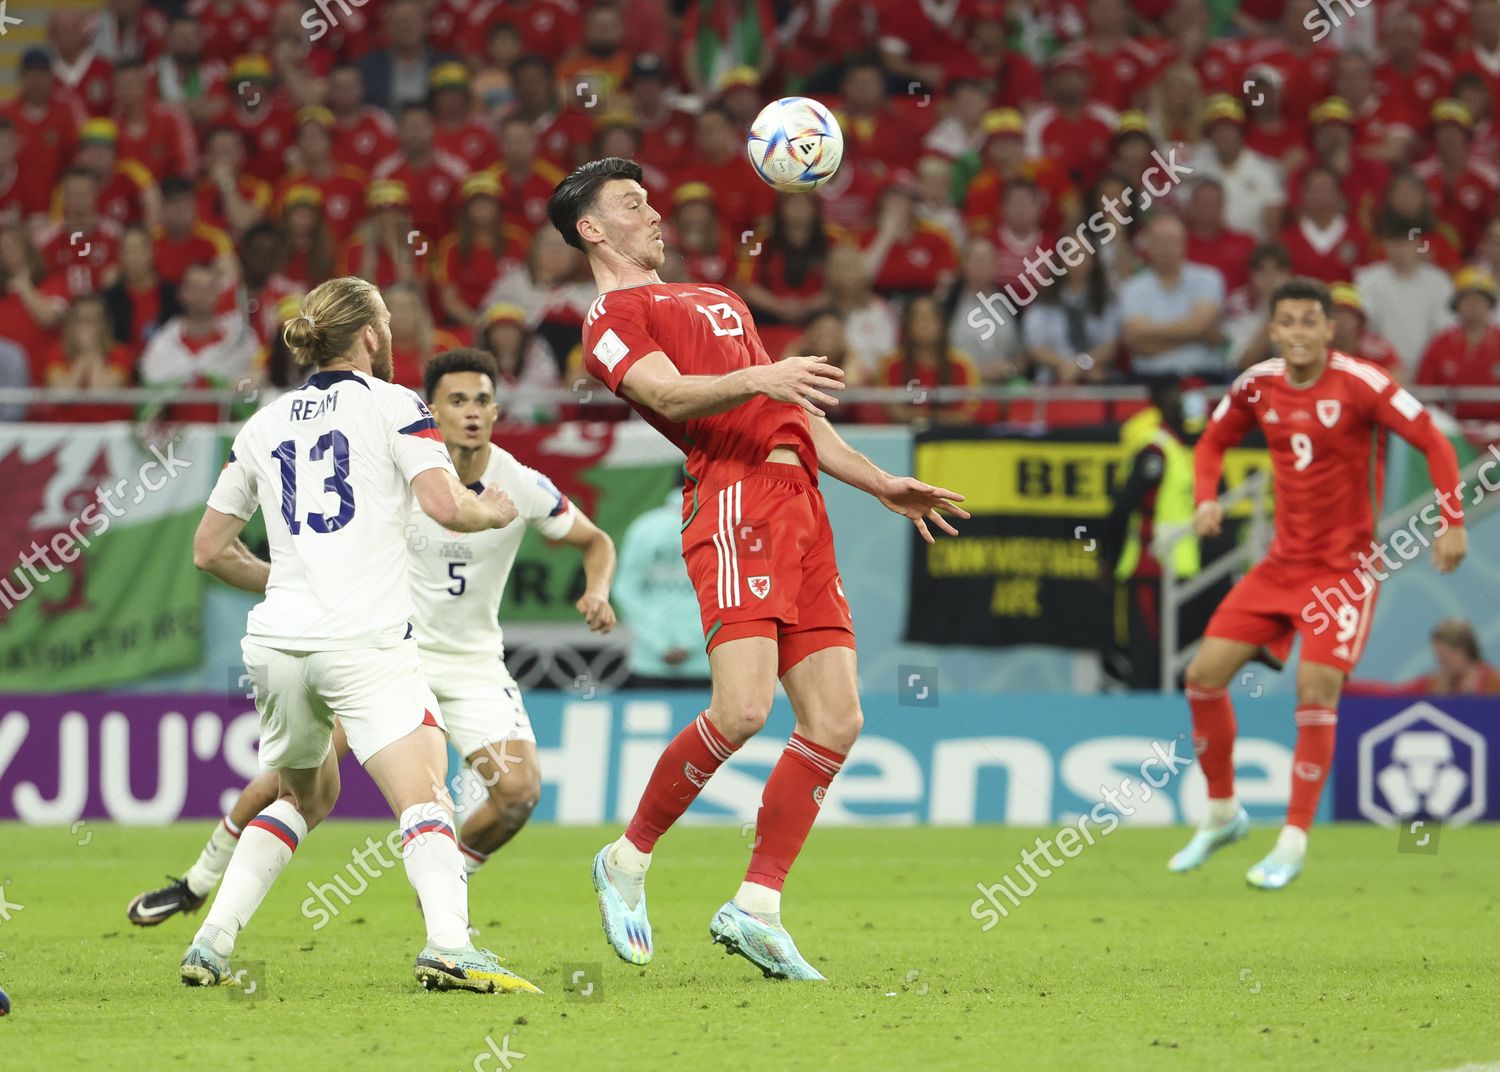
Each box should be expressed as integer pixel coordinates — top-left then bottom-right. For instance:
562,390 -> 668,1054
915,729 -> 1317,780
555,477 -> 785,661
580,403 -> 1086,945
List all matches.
1357,702 -> 1487,827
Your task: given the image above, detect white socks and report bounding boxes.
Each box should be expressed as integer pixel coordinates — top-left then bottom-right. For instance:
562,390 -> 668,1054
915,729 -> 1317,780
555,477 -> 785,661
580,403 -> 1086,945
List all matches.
198,800 -> 307,955
734,881 -> 781,925
459,842 -> 489,876
399,803 -> 470,949
604,835 -> 651,910
1205,796 -> 1241,829
185,816 -> 242,897
1274,824 -> 1308,859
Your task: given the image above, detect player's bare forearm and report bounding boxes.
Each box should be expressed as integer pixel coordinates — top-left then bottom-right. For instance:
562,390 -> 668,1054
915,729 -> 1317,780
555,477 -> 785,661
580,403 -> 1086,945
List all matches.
562,511 -> 618,631
413,469 -> 515,532
637,367 -> 763,421
204,539 -> 271,593
809,415 -> 889,495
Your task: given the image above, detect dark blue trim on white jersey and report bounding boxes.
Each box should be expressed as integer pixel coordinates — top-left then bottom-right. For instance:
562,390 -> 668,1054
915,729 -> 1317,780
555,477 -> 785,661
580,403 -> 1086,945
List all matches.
304,370 -> 371,391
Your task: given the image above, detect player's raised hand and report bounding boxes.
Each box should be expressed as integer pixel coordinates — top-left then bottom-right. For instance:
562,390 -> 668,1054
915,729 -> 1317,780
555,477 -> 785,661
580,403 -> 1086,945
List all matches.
753,355 -> 845,417
876,476 -> 970,544
1432,524 -> 1467,573
480,485 -> 518,529
1193,500 -> 1224,538
576,591 -> 617,633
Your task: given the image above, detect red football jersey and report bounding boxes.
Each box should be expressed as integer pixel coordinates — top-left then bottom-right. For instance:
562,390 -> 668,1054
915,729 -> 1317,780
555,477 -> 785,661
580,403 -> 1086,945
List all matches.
1197,351 -> 1463,570
580,282 -> 817,492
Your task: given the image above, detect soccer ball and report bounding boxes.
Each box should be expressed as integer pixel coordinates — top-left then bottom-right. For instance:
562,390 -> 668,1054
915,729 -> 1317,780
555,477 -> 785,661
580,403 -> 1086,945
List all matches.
746,97 -> 844,191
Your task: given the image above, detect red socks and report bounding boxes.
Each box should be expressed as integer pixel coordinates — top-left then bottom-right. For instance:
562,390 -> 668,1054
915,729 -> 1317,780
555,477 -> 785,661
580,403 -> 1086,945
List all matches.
745,733 -> 846,891
1287,704 -> 1337,830
1187,684 -> 1237,800
625,713 -> 737,853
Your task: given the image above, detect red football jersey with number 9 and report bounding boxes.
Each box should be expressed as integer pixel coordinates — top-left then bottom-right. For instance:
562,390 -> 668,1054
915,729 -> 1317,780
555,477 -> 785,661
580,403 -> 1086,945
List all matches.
580,282 -> 817,494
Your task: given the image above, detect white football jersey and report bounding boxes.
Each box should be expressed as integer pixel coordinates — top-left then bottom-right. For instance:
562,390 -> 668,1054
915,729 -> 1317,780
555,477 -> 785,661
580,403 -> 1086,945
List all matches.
208,368 -> 457,650
408,444 -> 575,657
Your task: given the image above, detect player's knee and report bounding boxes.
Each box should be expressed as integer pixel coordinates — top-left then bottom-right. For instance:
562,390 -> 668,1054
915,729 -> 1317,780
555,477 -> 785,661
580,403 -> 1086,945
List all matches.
489,768 -> 541,816
711,697 -> 773,743
290,786 -> 337,828
820,702 -> 862,753
1185,655 -> 1229,691
1296,672 -> 1342,710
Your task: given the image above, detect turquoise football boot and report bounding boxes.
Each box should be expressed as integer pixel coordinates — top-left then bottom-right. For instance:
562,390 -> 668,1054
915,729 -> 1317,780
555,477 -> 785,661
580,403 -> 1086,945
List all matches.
709,901 -> 825,981
1168,807 -> 1251,872
592,846 -> 653,965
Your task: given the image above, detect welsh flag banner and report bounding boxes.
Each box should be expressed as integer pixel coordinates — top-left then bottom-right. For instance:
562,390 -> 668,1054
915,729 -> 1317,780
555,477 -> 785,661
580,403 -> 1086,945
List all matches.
0,423 -> 215,691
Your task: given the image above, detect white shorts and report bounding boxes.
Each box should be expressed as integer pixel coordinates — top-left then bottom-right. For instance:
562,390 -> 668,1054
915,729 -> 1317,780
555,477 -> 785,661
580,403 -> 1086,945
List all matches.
242,637 -> 444,769
419,648 -> 535,761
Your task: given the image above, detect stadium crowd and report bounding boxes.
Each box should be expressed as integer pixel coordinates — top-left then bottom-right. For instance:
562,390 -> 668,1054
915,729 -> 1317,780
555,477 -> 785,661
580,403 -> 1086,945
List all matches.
4,0 -> 1500,426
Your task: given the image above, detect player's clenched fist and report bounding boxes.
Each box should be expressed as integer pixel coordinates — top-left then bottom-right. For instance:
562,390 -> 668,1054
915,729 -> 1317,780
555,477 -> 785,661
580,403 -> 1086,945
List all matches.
1432,525 -> 1467,573
751,354 -> 845,417
480,484 -> 518,528
1193,500 -> 1224,538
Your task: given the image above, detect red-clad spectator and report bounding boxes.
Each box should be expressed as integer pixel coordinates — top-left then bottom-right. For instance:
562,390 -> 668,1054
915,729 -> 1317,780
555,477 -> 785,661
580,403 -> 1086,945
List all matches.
834,57 -> 915,179
1418,265 -> 1500,419
592,117 -> 671,202
354,0 -> 460,113
558,3 -> 632,107
91,0 -> 169,65
76,119 -> 156,230
667,182 -> 735,286
43,295 -> 135,409
430,64 -> 499,173
1288,97 -> 1390,234
963,109 -> 1079,237
277,107 -> 367,244
340,180 -> 427,292
1474,216 -> 1500,278
138,261 -> 259,418
475,301 -> 562,403
219,55 -> 296,185
101,224 -> 178,360
923,78 -> 993,162
49,9 -> 114,117
1329,281 -> 1404,378
717,66 -> 767,132
467,0 -> 580,62
471,22 -> 523,120
491,115 -> 568,238
628,53 -> 694,172
512,54 -> 596,170
196,126 -> 271,239
153,175 -> 236,287
1,49 -> 85,219
1377,10 -> 1455,120
386,281 -> 465,391
1333,50 -> 1419,164
1453,0 -> 1500,115
480,226 -> 594,372
671,104 -> 773,242
1453,71 -> 1500,175
152,16 -> 229,129
1184,178 -> 1257,294
1238,3 -> 1337,125
952,0 -> 1044,110
264,0 -> 336,91
862,179 -> 960,298
39,170 -> 123,297
1106,111 -> 1165,194
1155,0 -> 1244,96
112,58 -> 199,183
0,121 -> 22,226
372,102 -> 468,243
1241,63 -> 1310,171
988,179 -> 1053,295
276,185 -> 336,290
1075,0 -> 1163,111
1025,49 -> 1117,189
1416,99 -> 1499,255
680,0 -> 777,96
187,0 -> 272,65
1407,0 -> 1472,51
236,222 -> 302,347
1280,166 -> 1374,283
780,0 -> 875,90
0,222 -> 70,383
326,65 -> 398,175
428,0 -> 480,57
1373,169 -> 1465,271
877,292 -> 984,425
1145,62 -> 1205,147
737,191 -> 831,325
871,0 -> 969,90
435,173 -> 527,327
784,309 -> 880,423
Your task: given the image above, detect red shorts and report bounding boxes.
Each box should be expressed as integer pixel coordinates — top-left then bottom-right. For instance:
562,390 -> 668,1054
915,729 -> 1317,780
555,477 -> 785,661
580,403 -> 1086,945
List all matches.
1205,556 -> 1380,674
683,462 -> 855,677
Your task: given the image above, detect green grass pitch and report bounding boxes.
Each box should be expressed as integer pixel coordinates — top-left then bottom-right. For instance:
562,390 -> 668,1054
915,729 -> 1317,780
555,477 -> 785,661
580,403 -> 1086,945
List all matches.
1,822 -> 1496,1071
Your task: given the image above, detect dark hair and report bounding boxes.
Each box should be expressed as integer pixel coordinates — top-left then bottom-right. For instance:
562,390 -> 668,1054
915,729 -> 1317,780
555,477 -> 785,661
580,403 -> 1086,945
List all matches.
1432,617 -> 1482,661
397,100 -> 433,121
425,346 -> 499,401
242,220 -> 280,247
113,58 -> 147,75
62,166 -> 97,185
547,156 -> 644,252
1269,277 -> 1332,316
160,174 -> 194,199
898,293 -> 957,385
764,193 -> 828,291
511,53 -> 554,79
1248,242 -> 1292,272
1299,165 -> 1340,194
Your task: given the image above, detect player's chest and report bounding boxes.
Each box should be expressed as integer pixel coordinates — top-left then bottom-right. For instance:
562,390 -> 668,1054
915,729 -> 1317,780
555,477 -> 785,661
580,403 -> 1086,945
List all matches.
646,289 -> 756,361
1255,390 -> 1363,469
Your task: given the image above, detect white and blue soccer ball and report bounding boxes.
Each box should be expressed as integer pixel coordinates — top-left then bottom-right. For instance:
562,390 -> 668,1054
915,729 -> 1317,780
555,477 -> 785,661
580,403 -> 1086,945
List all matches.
746,96 -> 845,191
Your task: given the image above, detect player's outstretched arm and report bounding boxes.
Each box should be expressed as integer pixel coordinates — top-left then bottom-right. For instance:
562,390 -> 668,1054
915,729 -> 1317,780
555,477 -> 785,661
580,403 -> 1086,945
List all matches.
808,416 -> 969,543
558,509 -> 617,633
192,508 -> 269,593
621,350 -> 845,421
1379,391 -> 1467,573
412,468 -> 517,533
